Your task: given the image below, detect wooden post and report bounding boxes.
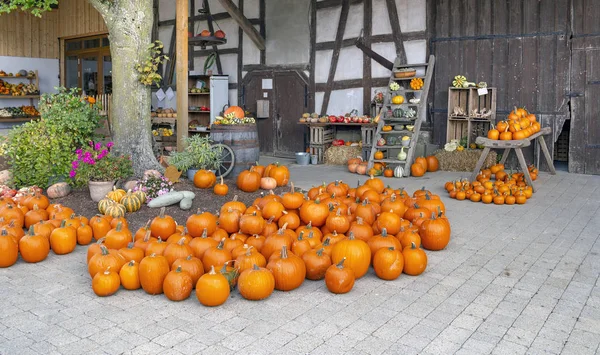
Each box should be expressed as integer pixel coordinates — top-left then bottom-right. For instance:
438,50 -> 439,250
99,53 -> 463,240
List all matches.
176,0 -> 188,152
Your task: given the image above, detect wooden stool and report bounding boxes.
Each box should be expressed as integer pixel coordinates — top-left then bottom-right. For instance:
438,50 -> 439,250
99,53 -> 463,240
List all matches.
470,127 -> 556,192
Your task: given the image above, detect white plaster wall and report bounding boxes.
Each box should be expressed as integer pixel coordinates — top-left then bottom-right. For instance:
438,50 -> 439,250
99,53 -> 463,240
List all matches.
316,6 -> 340,42
242,27 -> 261,65
265,0 -> 310,65
372,0 -> 426,35
370,40 -> 426,78
315,50 -> 332,83
0,56 -> 59,108
334,47 -> 363,81
344,3 -> 364,39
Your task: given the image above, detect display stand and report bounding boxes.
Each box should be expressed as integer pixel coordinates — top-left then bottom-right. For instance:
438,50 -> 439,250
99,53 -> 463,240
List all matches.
470,127 -> 556,192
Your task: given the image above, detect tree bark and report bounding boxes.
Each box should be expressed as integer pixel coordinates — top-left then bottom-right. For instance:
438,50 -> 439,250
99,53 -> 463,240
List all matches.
89,0 -> 163,176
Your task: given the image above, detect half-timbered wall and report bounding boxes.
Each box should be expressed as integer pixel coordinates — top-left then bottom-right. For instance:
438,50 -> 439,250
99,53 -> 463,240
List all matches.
157,0 -> 262,108
313,0 -> 427,116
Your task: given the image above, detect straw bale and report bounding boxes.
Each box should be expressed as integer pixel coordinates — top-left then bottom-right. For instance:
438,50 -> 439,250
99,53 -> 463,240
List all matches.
434,149 -> 497,172
325,146 -> 362,165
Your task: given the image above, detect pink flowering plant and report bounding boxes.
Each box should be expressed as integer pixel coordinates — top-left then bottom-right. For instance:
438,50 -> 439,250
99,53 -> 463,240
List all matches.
69,141 -> 134,186
133,174 -> 174,202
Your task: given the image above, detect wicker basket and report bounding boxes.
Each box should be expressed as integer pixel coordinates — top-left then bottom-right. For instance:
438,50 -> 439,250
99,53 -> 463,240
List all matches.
394,69 -> 416,78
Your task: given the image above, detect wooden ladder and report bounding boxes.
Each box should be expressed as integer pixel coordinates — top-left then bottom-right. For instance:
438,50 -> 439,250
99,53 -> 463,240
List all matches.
368,55 -> 435,176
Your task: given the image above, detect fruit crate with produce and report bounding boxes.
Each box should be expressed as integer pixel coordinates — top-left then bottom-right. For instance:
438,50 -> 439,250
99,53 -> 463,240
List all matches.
446,83 -> 496,148
0,70 -> 41,120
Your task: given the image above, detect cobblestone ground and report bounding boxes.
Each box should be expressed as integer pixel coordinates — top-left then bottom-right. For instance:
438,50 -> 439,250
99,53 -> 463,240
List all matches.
1,165 -> 599,355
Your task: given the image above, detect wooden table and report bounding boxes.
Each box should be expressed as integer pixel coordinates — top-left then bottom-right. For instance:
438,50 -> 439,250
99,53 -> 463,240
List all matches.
469,126 -> 556,192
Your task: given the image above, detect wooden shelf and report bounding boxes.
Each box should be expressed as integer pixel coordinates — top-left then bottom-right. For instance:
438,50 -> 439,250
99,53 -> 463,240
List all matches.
0,76 -> 36,79
392,76 -> 425,81
372,159 -> 407,163
189,110 -> 210,113
379,130 -> 413,134
188,92 -> 210,95
0,95 -> 40,99
374,145 -> 410,149
0,116 -> 39,123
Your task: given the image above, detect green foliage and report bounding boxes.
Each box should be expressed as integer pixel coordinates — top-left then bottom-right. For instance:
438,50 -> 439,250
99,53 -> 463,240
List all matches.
136,41 -> 169,86
0,0 -> 58,16
168,135 -> 222,171
3,88 -> 101,188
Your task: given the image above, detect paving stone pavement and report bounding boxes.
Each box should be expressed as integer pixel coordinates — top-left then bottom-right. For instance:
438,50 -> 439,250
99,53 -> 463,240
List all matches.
1,164 -> 599,355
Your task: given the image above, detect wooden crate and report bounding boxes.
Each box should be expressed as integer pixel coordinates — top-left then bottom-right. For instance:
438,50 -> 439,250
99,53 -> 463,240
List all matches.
447,88 -> 470,118
446,119 -> 469,143
309,126 -> 334,145
309,144 -> 330,164
469,120 -> 492,146
361,125 -> 376,147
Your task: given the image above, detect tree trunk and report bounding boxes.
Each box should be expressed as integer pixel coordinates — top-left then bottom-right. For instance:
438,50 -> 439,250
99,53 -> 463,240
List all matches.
90,0 -> 163,176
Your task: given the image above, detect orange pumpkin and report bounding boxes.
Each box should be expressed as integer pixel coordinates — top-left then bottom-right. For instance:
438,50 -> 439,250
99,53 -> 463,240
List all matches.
224,106 -> 245,118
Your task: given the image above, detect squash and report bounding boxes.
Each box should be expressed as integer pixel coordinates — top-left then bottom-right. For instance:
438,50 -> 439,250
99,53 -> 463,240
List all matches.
391,95 -> 404,105
374,151 -> 384,160
392,108 -> 404,118
179,197 -> 193,210
394,166 -> 404,177
147,191 -> 184,208
46,183 -> 71,199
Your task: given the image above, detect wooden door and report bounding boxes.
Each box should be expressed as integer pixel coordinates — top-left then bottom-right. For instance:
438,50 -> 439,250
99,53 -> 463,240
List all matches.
273,71 -> 308,156
570,48 -> 600,175
242,73 -> 274,153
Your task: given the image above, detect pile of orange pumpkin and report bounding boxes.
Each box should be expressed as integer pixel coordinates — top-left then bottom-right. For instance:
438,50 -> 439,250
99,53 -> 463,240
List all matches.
86,176 -> 451,305
487,107 -> 542,141
347,155 -> 439,178
0,187 -> 89,268
444,163 -> 535,205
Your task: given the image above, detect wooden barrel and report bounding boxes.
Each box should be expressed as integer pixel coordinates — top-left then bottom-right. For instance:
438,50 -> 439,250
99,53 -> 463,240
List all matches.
210,124 -> 260,179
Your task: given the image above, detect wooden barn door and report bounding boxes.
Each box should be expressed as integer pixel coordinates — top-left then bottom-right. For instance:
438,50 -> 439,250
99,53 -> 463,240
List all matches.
243,70 -> 308,157
273,71 -> 308,157
242,72 -> 274,154
570,46 -> 600,175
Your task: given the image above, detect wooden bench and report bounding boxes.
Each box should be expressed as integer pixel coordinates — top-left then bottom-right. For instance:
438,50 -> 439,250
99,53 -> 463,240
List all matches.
469,126 -> 556,192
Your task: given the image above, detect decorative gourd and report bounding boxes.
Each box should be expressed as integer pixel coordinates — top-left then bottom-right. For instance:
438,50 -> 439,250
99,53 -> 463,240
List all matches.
425,156 -> 439,172
260,177 -> 277,190
19,226 -> 50,263
98,197 -> 113,215
392,108 -> 404,118
268,163 -> 290,186
139,253 -> 170,294
150,207 -> 177,238
107,187 -> 126,203
49,220 -> 77,255
394,166 -> 404,177
120,190 -> 143,212
119,260 -> 141,290
0,229 -> 18,267
373,247 -> 404,280
397,147 -> 407,161
391,95 -> 404,105
104,201 -> 126,218
179,198 -> 193,210
46,182 -> 71,199
331,232 -> 371,278
266,246 -> 306,291
402,242 -> 427,276
404,108 -> 416,118
374,151 -> 384,160
147,191 -> 184,208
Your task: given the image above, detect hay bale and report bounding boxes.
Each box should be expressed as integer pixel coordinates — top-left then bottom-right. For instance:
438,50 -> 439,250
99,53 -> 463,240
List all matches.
325,146 -> 362,165
434,149 -> 497,172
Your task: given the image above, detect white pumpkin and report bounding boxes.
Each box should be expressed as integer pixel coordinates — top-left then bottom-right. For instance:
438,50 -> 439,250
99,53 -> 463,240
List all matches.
394,166 -> 404,178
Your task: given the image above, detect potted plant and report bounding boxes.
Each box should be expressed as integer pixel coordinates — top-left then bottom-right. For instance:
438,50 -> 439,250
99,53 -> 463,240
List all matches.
69,141 -> 134,201
168,135 -> 222,180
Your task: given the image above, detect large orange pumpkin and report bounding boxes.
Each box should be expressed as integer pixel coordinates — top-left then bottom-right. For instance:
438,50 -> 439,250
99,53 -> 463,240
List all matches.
224,106 -> 245,118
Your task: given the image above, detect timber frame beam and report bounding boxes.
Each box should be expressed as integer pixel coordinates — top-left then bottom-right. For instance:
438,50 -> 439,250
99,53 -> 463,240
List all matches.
217,0 -> 266,50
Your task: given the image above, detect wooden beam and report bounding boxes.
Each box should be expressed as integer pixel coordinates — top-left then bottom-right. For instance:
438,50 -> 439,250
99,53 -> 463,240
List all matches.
317,0 -> 362,10
363,0 -> 372,115
218,0 -> 266,50
320,0 -> 350,116
238,0 -> 244,106
259,0 -> 266,64
164,24 -> 177,86
158,12 -> 231,27
243,64 -> 310,72
204,0 -> 222,74
176,0 -> 188,152
316,77 -> 388,91
189,0 -> 195,71
385,0 -> 407,63
309,0 -> 317,113
315,32 -> 427,51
